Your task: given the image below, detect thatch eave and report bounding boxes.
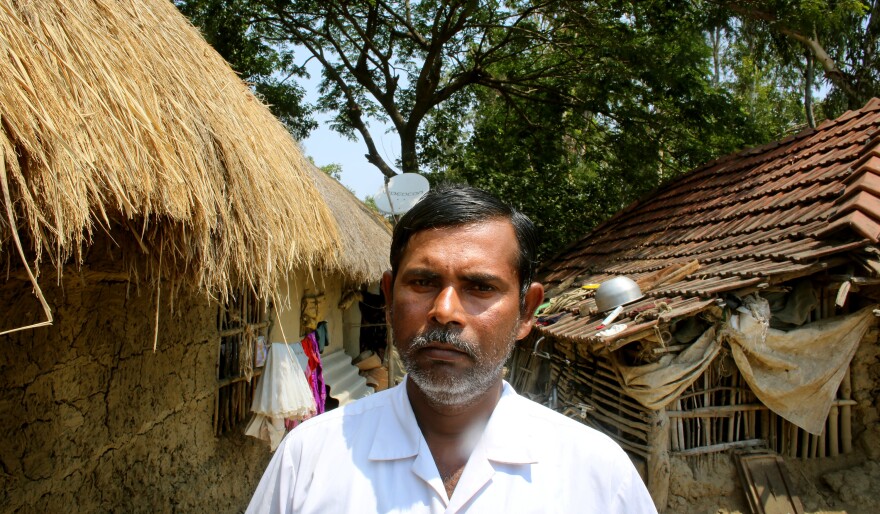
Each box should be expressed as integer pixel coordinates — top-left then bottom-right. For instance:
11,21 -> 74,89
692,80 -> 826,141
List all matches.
0,0 -> 341,303
310,166 -> 391,285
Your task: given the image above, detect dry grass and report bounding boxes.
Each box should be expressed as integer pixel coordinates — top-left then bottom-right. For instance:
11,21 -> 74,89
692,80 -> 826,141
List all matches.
309,165 -> 391,284
0,0 -> 340,303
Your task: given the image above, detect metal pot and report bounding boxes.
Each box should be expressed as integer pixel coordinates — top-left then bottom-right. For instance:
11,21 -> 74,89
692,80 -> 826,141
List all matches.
595,276 -> 643,313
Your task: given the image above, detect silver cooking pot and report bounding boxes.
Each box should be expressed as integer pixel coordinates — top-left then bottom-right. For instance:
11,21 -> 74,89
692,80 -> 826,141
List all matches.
595,276 -> 644,313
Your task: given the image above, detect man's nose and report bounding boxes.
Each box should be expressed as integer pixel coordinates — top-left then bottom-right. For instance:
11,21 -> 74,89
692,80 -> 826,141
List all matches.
428,285 -> 465,326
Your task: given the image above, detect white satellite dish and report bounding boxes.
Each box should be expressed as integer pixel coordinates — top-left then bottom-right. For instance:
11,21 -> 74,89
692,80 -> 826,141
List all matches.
373,173 -> 430,215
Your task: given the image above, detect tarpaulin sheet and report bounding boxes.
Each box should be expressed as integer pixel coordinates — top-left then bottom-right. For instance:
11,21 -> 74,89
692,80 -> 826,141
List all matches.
614,326 -> 722,410
726,305 -> 875,435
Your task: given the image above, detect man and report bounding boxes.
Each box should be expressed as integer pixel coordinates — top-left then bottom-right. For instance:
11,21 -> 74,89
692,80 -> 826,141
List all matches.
246,185 -> 657,513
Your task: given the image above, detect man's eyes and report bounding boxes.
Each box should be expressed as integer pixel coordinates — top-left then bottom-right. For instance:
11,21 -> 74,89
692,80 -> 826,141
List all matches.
407,279 -> 496,293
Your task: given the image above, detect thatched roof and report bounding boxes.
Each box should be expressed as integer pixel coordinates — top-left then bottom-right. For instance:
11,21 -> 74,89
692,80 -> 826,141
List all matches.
0,0 -> 339,301
310,166 -> 391,284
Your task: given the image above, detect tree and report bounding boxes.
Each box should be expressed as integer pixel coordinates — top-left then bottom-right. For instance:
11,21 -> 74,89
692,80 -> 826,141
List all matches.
177,0 -> 626,178
718,0 -> 879,115
427,1 -> 779,259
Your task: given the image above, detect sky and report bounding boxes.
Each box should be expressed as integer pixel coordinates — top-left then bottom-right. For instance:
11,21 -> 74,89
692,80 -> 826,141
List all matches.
294,53 -> 400,201
300,118 -> 398,201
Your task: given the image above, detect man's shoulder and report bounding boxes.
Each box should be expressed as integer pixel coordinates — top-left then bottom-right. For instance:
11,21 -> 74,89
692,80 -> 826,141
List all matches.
290,385 -> 397,434
503,391 -> 631,459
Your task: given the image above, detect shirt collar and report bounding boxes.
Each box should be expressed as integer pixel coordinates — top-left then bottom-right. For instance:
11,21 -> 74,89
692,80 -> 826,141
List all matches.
368,377 -> 421,460
480,381 -> 539,464
368,378 -> 539,465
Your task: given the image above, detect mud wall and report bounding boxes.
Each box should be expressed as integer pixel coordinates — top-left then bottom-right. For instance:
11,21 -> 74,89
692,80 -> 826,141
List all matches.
0,276 -> 272,513
852,324 -> 880,458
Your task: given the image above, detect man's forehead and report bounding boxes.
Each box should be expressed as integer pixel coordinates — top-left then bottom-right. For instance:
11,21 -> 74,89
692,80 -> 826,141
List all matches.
400,219 -> 519,268
408,218 -> 515,244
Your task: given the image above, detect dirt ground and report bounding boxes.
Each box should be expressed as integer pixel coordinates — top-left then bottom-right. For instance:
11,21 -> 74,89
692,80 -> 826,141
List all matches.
667,452 -> 880,514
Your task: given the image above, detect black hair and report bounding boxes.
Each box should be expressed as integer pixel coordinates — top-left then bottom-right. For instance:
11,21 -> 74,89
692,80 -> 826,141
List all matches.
389,184 -> 538,307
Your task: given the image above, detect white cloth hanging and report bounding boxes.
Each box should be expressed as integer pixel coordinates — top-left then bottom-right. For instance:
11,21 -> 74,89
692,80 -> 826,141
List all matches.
246,343 -> 317,450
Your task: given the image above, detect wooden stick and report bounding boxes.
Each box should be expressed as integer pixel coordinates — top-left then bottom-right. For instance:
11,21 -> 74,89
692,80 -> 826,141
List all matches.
748,407 -> 756,440
799,425 -> 809,459
672,439 -> 765,456
770,412 -> 778,453
667,403 -> 770,418
213,393 -> 220,436
760,409 -> 769,449
829,405 -> 840,457
841,367 -> 853,454
675,398 -> 686,451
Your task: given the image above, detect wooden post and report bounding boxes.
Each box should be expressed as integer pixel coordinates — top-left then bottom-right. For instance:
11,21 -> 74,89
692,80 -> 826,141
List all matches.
790,424 -> 799,458
841,368 -> 853,454
760,409 -> 769,447
675,399 -> 686,451
647,408 -> 670,513
799,426 -> 809,459
829,405 -> 840,457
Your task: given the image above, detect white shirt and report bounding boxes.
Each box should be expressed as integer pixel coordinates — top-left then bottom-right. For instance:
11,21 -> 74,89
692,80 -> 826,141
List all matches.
246,378 -> 657,514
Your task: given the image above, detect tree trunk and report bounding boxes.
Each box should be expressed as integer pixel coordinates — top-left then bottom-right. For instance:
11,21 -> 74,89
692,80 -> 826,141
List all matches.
712,27 -> 722,88
804,51 -> 816,128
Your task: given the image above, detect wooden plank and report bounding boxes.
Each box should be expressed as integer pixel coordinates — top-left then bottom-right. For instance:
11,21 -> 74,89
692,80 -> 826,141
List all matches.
736,452 -> 805,514
673,439 -> 765,456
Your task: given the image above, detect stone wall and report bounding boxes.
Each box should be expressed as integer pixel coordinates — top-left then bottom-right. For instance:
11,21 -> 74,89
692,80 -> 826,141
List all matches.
0,276 -> 271,513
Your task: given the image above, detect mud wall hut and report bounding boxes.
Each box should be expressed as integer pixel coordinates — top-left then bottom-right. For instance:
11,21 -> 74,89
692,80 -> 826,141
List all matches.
519,98 -> 880,512
267,165 -> 392,405
0,0 -> 349,511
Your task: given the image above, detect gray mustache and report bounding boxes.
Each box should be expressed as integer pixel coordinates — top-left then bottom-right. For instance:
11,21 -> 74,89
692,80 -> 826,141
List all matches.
410,328 -> 478,358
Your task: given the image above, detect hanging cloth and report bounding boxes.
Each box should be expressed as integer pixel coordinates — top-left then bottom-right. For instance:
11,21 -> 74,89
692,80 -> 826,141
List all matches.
246,343 -> 317,450
301,332 -> 326,414
315,321 -> 329,352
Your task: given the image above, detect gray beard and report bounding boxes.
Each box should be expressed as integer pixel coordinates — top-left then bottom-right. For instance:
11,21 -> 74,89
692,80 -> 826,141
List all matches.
398,326 -> 516,408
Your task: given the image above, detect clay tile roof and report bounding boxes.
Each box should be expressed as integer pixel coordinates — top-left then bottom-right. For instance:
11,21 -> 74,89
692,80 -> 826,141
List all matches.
537,98 -> 880,345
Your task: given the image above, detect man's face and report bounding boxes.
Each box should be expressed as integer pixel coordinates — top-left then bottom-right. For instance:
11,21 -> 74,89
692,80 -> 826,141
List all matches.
382,219 -> 542,407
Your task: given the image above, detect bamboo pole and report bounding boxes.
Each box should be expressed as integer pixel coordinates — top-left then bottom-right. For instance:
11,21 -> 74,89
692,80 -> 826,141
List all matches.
703,370 -> 712,447
769,412 -> 777,453
748,406 -> 756,440
841,367 -> 853,454
800,426 -> 809,459
213,393 -> 220,436
783,422 -> 791,457
728,374 -> 737,442
675,398 -> 686,451
760,409 -> 769,447
647,409 -> 670,512
667,403 -> 770,417
672,439 -> 765,457
829,405 -> 840,457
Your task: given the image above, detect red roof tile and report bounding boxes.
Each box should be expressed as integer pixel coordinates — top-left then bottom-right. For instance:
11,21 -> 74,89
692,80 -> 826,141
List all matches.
538,98 -> 880,344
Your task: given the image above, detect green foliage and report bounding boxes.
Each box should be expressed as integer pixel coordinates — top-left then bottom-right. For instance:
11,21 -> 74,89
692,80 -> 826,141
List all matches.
176,0 -> 877,260
319,163 -> 343,181
175,0 -> 316,139
425,1 -> 782,259
716,0 -> 879,115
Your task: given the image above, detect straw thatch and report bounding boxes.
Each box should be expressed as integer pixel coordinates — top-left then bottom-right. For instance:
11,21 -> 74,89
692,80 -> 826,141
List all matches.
310,166 -> 391,284
0,0 -> 339,302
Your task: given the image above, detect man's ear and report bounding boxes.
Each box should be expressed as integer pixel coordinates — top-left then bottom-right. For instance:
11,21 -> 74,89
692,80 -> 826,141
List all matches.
516,282 -> 545,340
381,270 -> 394,323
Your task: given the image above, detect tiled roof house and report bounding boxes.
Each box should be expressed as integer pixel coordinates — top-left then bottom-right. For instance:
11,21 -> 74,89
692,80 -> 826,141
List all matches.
522,98 -> 880,511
